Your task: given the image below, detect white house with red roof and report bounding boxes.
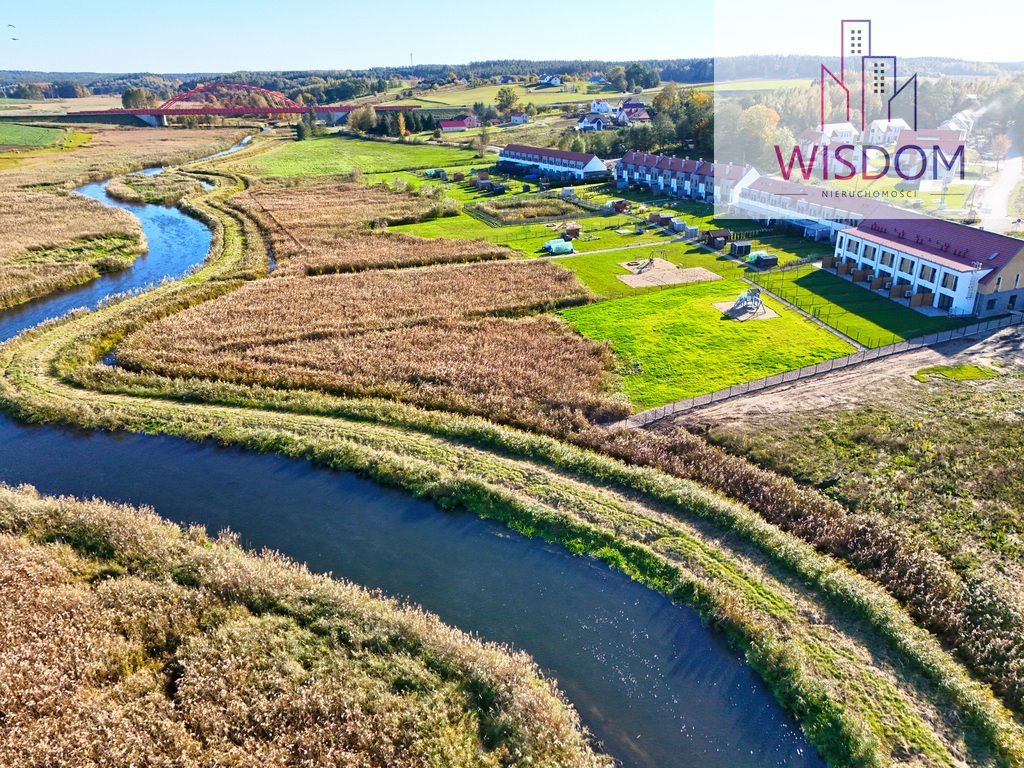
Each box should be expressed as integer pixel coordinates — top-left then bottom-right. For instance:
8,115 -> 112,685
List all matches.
892,128 -> 964,178
509,111 -> 529,125
835,213 -> 1024,316
440,114 -> 479,132
498,144 -> 609,180
866,118 -> 910,146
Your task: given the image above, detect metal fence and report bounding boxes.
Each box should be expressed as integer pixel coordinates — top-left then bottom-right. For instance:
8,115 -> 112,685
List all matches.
617,313 -> 1024,428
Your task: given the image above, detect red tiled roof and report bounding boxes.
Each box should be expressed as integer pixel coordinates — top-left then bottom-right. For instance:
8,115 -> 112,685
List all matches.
852,211 -> 1024,282
501,143 -> 599,165
619,151 -> 709,175
894,128 -> 963,154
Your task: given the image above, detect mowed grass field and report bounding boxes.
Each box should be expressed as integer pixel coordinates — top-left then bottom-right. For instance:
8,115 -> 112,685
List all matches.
0,123 -> 64,148
409,83 -> 635,107
560,279 -> 854,408
753,265 -> 972,346
227,134 -> 484,177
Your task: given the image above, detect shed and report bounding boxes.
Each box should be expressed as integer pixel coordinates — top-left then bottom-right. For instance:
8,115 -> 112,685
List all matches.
683,224 -> 700,239
731,241 -> 752,257
748,251 -> 777,268
670,217 -> 687,232
453,172 -> 465,182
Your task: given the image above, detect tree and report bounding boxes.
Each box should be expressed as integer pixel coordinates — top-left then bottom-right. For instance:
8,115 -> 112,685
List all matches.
651,83 -> 679,115
397,112 -> 407,137
990,133 -> 1012,172
606,66 -> 627,93
570,135 -> 587,153
294,120 -> 309,141
525,102 -> 538,117
476,125 -> 491,156
496,86 -> 518,112
652,114 -> 675,149
122,87 -> 158,109
348,105 -> 378,132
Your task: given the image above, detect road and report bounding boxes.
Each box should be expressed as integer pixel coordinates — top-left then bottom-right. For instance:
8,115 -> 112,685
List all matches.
980,147 -> 1022,234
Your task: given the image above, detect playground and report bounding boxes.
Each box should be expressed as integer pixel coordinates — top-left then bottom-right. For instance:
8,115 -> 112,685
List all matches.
714,287 -> 777,321
558,279 -> 854,408
616,257 -> 722,289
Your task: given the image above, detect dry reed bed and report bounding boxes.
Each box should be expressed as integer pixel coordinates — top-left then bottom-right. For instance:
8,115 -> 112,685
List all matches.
234,180 -> 510,275
0,483 -> 610,768
0,126 -> 248,308
477,196 -> 584,221
118,261 -> 623,429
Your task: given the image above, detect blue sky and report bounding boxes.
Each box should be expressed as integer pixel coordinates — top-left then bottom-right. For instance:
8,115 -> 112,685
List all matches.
2,0 -> 712,72
0,0 -> 1018,74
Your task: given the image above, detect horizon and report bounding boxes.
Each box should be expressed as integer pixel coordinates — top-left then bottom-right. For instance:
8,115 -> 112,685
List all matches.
2,0 -> 1021,73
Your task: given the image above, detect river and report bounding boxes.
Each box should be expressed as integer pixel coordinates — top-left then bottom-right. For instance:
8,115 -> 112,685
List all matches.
0,141 -> 822,768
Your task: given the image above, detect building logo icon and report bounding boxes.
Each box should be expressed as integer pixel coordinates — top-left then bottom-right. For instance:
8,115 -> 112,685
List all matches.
820,19 -> 917,133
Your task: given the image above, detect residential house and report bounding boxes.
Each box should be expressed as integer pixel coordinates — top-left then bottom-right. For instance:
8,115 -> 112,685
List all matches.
589,75 -> 610,85
509,111 -> 529,125
734,176 -> 881,241
835,212 -> 1024,316
538,74 -> 562,86
892,128 -> 964,178
498,143 -> 609,180
866,118 -> 910,146
576,113 -> 611,131
939,109 -> 976,141
590,98 -> 613,114
440,114 -> 480,132
616,106 -> 651,126
615,151 -> 759,205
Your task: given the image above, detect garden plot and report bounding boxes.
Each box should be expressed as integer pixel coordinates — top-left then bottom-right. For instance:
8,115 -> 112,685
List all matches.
616,258 -> 721,289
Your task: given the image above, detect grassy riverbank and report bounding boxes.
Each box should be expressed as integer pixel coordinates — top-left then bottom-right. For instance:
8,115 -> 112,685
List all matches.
1,163 -> 1022,766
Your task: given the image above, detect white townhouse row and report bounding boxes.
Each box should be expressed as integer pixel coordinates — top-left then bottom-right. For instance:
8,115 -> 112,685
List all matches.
614,151 -> 759,205
833,213 -> 1024,317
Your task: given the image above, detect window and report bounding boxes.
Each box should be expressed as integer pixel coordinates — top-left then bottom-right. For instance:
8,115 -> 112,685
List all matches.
1016,274 -> 1021,289
996,277 -> 1003,291
987,298 -> 997,311
1010,295 -> 1018,310
919,265 -> 936,282
863,245 -> 876,262
880,251 -> 895,267
941,273 -> 958,291
899,257 -> 914,274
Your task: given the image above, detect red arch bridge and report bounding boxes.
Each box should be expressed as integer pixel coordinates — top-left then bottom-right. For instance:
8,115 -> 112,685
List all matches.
69,83 -> 419,126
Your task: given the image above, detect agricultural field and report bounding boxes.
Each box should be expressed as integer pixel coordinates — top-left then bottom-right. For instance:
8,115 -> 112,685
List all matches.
0,125 -> 249,309
407,82 -> 636,108
0,93 -> 124,116
0,484 -> 608,768
117,260 -> 625,431
559,278 -> 854,408
752,265 -> 972,346
225,133 -> 485,177
0,123 -> 63,148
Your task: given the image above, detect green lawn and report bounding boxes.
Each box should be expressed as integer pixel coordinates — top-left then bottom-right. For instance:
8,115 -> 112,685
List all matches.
558,243 -> 755,298
392,207 -> 675,255
752,265 -> 971,347
559,279 -> 854,408
226,134 -> 486,177
408,82 -> 640,107
0,123 -> 63,148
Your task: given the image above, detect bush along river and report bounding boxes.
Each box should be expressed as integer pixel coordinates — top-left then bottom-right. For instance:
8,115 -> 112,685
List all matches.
0,146 -> 822,768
